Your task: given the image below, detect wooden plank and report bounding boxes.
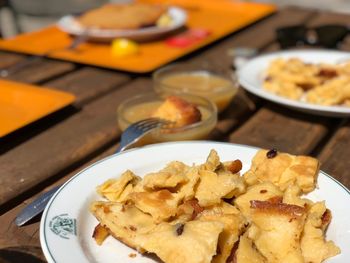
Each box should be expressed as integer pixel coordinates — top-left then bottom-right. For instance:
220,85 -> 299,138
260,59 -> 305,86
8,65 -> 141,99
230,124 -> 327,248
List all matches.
229,104 -> 332,155
307,11 -> 350,25
0,78 -> 151,208
306,11 -> 350,188
4,59 -> 76,84
209,89 -> 257,140
0,145 -> 117,261
0,51 -> 24,68
189,7 -> 315,69
318,121 -> 350,189
45,67 -> 132,106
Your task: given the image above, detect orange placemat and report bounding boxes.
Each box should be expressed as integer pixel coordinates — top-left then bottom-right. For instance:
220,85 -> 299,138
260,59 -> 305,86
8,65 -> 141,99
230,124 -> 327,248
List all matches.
0,79 -> 75,137
0,0 -> 275,73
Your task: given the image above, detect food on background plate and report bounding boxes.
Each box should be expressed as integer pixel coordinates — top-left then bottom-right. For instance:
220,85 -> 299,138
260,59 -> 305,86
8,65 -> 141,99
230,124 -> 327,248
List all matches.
78,3 -> 167,30
90,149 -> 340,263
263,58 -> 350,106
153,65 -> 238,112
117,94 -> 217,141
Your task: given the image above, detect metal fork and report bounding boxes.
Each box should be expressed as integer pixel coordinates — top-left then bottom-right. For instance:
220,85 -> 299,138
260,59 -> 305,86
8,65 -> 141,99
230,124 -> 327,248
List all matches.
0,33 -> 88,77
115,117 -> 170,153
14,118 -> 168,226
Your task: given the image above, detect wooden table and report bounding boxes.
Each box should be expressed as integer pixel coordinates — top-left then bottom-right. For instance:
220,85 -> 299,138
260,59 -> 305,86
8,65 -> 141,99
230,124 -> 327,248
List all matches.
1,6 -> 350,262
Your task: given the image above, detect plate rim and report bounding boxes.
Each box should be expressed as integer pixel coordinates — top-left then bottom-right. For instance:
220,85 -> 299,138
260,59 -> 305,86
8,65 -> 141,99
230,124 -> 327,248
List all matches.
40,140 -> 350,262
237,49 -> 350,117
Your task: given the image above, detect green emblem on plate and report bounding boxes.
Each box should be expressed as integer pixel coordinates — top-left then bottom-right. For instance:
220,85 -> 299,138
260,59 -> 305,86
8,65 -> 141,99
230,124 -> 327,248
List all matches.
49,213 -> 77,239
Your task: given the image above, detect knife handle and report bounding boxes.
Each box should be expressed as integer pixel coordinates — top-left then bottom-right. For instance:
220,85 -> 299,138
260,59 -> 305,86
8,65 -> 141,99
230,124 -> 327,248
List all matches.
15,185 -> 61,226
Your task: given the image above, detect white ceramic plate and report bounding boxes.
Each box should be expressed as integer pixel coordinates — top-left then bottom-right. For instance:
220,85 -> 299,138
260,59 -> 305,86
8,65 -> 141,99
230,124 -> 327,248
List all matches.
57,6 -> 187,42
40,141 -> 350,263
237,50 -> 350,117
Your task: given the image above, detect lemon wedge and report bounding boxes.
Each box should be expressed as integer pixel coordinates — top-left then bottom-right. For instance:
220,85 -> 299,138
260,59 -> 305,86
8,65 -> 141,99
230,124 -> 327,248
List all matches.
111,38 -> 139,57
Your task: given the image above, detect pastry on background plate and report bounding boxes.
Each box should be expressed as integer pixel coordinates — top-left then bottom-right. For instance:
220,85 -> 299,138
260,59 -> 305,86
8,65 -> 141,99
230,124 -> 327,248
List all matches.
78,3 -> 167,30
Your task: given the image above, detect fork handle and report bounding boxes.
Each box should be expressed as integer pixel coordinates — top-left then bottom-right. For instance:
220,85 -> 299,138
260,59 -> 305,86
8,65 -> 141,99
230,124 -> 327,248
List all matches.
15,185 -> 61,226
15,142 -> 126,226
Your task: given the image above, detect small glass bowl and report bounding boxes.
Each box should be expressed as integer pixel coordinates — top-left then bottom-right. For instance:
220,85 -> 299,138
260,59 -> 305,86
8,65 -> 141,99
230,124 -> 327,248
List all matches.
153,63 -> 238,112
117,93 -> 217,143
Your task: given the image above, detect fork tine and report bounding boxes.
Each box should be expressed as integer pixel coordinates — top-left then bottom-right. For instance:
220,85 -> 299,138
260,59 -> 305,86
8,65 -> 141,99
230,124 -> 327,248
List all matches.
129,118 -> 156,129
135,118 -> 159,125
123,119 -> 160,135
137,119 -> 164,131
117,118 -> 171,153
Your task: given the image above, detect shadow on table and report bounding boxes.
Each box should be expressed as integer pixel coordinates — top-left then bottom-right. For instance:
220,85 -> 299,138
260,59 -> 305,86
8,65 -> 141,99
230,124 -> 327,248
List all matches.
0,246 -> 45,263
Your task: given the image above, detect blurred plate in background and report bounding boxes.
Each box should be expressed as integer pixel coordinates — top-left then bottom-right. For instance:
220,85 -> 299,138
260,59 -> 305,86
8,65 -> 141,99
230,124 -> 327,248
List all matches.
238,50 -> 350,117
57,7 -> 187,42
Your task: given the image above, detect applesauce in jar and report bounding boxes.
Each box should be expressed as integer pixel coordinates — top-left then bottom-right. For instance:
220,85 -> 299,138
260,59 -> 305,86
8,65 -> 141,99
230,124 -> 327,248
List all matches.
153,65 -> 238,112
117,93 -> 217,142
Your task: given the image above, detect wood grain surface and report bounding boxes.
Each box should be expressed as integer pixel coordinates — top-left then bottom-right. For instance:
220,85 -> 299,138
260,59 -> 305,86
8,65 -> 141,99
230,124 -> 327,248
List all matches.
0,52 -> 24,68
0,78 -> 151,208
0,145 -> 118,262
1,6 -> 350,263
318,120 -> 350,188
229,104 -> 333,155
6,59 -> 75,84
45,67 -> 132,106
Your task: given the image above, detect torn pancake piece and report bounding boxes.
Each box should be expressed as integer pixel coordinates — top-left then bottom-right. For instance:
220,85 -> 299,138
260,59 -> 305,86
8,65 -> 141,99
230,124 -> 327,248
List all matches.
130,189 -> 182,222
301,202 -> 340,263
134,220 -> 224,263
143,161 -> 189,190
195,169 -> 245,207
244,149 -> 319,193
200,149 -> 221,172
234,182 -> 283,219
92,223 -> 110,246
235,233 -> 267,263
90,201 -> 155,251
96,170 -> 141,202
248,200 -> 307,263
198,202 -> 247,263
282,184 -> 311,207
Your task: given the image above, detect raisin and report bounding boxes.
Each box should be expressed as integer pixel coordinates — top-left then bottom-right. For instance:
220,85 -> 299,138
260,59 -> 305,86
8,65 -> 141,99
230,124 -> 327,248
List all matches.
129,225 -> 137,231
265,76 -> 273,82
317,68 -> 338,78
227,159 -> 243,174
175,223 -> 185,236
266,149 -> 277,158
